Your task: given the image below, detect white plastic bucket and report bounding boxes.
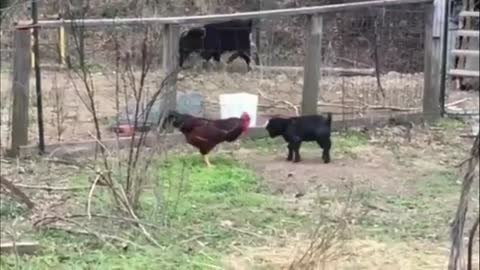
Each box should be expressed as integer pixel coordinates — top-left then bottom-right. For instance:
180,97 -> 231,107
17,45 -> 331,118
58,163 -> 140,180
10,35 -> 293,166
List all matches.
219,92 -> 258,127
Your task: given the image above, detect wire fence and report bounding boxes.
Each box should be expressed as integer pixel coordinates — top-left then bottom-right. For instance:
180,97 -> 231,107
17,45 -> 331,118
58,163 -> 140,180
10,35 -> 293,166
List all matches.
0,0 -> 430,149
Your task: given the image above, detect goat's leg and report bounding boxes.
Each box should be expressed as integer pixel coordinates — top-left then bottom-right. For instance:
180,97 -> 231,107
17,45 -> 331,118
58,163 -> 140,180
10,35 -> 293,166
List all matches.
317,138 -> 331,164
291,141 -> 302,163
226,51 -> 241,63
179,50 -> 192,68
203,155 -> 213,168
238,52 -> 252,71
287,144 -> 294,161
212,52 -> 221,63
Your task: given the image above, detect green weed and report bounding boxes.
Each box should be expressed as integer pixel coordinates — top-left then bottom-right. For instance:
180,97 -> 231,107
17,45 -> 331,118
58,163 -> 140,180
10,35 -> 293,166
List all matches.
0,154 -> 305,269
357,169 -> 471,241
433,117 -> 465,131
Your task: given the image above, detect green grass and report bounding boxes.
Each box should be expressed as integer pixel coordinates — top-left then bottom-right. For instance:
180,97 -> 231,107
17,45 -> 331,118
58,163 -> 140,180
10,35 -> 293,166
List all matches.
356,168 -> 474,241
242,130 -> 369,158
332,130 -> 369,155
242,137 -> 284,152
0,154 -> 305,269
0,198 -> 26,219
432,117 -> 465,131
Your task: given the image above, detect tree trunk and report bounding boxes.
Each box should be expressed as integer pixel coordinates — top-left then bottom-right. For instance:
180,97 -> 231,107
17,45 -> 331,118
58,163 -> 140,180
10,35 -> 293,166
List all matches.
448,132 -> 480,270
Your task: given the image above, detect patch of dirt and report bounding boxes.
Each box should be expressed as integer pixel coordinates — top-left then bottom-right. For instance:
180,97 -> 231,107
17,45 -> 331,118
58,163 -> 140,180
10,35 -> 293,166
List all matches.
240,146 -> 409,195
235,125 -> 474,198
223,238 -> 462,270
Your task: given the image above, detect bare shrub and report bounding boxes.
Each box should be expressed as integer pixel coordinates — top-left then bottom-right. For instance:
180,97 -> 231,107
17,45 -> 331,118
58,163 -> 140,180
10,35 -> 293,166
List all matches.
289,184 -> 365,269
35,0 -> 181,248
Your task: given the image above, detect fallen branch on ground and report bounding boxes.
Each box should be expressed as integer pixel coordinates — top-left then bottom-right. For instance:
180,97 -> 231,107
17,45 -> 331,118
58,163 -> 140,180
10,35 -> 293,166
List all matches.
12,183 -> 90,191
0,241 -> 40,255
44,225 -> 146,250
0,176 -> 35,209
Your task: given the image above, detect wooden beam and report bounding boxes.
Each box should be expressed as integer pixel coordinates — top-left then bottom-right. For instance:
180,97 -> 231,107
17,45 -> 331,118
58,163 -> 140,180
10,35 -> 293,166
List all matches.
448,69 -> 480,77
252,66 -> 375,76
162,24 -> 180,115
455,30 -> 479,38
458,11 -> 480,17
15,0 -> 433,29
422,3 -> 441,117
451,49 -> 480,57
9,30 -> 32,157
17,133 -> 186,159
301,15 -> 323,115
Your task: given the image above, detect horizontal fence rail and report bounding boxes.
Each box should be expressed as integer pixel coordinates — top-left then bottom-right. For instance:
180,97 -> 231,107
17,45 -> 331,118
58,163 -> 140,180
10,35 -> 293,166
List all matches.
15,0 -> 433,29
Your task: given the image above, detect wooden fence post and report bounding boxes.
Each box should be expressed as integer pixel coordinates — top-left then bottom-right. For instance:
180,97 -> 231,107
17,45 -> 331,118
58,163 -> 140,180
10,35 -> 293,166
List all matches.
301,15 -> 323,115
58,25 -> 66,66
423,1 -> 443,118
162,23 -> 179,116
9,29 -> 32,157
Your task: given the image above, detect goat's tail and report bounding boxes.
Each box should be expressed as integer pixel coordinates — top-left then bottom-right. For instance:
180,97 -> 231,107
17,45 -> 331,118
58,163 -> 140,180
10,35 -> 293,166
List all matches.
326,112 -> 333,127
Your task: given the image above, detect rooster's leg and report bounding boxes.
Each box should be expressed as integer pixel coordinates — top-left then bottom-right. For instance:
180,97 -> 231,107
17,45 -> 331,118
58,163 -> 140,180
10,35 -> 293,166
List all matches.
203,155 -> 212,168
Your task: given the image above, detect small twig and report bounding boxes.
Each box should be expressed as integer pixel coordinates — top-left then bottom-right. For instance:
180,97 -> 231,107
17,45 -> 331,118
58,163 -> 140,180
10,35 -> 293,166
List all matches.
179,233 -> 218,245
222,225 -> 267,240
455,157 -> 472,168
45,158 -> 85,167
45,224 -> 146,250
446,97 -> 471,108
87,131 -> 112,157
280,100 -> 299,116
117,184 -> 163,248
66,214 -> 162,230
87,174 -> 101,220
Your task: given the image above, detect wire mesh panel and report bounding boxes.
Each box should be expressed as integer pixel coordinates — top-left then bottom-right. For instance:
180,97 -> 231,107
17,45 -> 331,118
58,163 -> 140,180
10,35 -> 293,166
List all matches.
0,0 -> 432,148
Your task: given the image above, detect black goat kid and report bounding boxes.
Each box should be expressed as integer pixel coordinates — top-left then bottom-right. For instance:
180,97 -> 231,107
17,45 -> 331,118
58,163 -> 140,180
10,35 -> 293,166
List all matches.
265,113 -> 332,163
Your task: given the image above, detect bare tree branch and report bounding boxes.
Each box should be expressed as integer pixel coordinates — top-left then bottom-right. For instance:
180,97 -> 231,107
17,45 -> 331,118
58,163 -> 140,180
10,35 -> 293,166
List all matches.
0,175 -> 35,209
449,132 -> 480,270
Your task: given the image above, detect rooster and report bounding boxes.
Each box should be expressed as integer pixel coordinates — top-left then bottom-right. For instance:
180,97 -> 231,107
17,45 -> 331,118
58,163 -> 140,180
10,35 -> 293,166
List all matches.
165,110 -> 251,167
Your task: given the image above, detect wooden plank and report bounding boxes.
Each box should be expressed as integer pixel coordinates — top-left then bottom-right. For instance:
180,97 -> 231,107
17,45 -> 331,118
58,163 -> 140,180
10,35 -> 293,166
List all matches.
18,133 -> 186,159
252,65 -> 375,76
423,3 -> 441,117
455,30 -> 479,38
18,113 -> 432,159
448,69 -> 480,77
9,30 -> 32,157
432,0 -> 445,38
161,24 -> 180,117
0,241 -> 40,255
451,49 -> 480,57
423,4 -> 434,115
301,15 -> 323,115
15,0 -> 433,28
459,11 -> 480,17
